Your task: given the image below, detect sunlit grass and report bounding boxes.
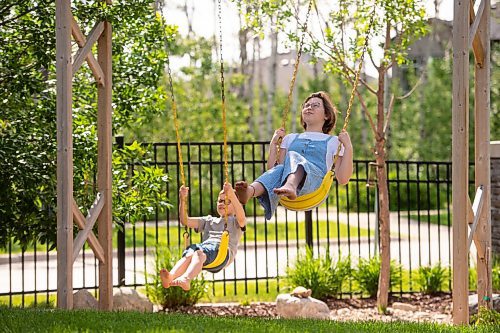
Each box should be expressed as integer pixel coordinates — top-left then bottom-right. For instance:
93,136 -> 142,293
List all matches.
408,213 -> 451,226
122,220 -> 370,250
201,279 -> 285,304
1,307 -> 497,333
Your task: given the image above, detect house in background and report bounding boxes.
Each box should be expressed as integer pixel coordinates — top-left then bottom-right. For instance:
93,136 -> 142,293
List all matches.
393,3 -> 500,92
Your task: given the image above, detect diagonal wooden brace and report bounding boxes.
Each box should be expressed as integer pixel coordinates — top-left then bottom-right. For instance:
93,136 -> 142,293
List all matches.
72,196 -> 106,264
468,0 -> 485,67
72,21 -> 105,77
71,16 -> 106,86
468,185 -> 486,258
469,0 -> 485,50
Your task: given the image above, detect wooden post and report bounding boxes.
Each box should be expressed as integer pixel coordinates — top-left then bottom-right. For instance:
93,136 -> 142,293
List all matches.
56,0 -> 74,310
56,0 -> 113,310
97,0 -> 113,310
474,0 -> 492,311
452,0 -> 470,325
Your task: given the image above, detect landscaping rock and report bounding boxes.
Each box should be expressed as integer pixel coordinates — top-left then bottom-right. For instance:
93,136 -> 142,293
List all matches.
113,287 -> 153,312
73,289 -> 98,310
275,294 -> 330,320
392,302 -> 418,312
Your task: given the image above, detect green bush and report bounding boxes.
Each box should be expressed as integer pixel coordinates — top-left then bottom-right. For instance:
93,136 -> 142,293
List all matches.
352,256 -> 402,298
286,247 -> 351,300
471,306 -> 500,327
493,255 -> 500,293
145,246 -> 207,308
415,262 -> 448,294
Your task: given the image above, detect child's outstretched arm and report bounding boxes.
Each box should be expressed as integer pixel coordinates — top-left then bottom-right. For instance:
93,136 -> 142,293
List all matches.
224,182 -> 246,228
335,130 -> 354,185
179,185 -> 201,228
267,128 -> 287,170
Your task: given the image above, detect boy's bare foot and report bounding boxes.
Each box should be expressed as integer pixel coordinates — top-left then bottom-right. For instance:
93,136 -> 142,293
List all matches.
160,268 -> 171,288
171,276 -> 191,291
235,181 -> 253,204
273,184 -> 297,200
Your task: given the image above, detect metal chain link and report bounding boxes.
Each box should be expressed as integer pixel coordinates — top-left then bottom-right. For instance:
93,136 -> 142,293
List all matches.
158,1 -> 189,246
218,0 -> 229,227
331,11 -> 376,172
276,0 -> 313,161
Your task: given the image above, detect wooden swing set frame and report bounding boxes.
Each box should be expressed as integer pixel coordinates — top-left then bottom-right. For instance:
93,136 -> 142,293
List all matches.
55,0 -> 492,324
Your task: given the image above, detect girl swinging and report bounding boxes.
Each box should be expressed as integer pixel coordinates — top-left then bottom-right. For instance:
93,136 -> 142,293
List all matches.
235,91 -> 353,220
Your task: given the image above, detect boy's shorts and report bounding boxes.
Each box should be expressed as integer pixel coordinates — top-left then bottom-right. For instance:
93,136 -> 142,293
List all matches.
182,240 -> 229,273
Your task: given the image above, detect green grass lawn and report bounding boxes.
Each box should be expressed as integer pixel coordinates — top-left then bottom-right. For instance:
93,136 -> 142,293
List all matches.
126,220 -> 369,249
408,213 -> 451,226
0,307 -> 496,333
202,279 -> 285,304
1,220 -> 369,255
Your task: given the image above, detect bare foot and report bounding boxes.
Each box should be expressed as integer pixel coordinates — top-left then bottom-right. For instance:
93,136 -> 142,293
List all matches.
235,181 -> 253,204
273,184 -> 297,200
160,268 -> 171,288
171,276 -> 191,291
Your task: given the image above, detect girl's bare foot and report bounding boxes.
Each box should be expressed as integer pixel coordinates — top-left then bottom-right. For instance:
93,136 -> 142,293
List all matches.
273,184 -> 297,200
235,181 -> 253,204
160,268 -> 171,288
171,276 -> 191,291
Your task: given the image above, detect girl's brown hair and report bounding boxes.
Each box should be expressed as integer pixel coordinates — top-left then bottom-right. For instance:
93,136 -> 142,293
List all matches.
300,91 -> 337,134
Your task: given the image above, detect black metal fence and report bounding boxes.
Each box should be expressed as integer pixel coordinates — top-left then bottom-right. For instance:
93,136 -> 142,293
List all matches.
0,141 -> 457,306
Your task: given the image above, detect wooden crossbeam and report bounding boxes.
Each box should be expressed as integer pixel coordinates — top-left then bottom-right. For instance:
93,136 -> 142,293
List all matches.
469,0 -> 485,49
72,21 -> 105,77
72,194 -> 105,263
72,198 -> 106,263
468,186 -> 485,257
469,0 -> 485,67
70,16 -> 106,86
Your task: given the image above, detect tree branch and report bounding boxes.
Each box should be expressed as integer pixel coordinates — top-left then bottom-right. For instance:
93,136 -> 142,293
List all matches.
368,49 -> 380,71
0,5 -> 41,27
383,93 -> 395,134
354,86 -> 378,139
396,68 -> 426,100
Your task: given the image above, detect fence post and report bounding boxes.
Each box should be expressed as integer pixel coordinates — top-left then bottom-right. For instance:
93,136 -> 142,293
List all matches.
115,135 -> 126,286
305,210 -> 313,250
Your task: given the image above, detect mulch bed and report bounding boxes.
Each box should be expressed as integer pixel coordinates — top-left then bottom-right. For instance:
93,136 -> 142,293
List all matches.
163,293 -> 453,324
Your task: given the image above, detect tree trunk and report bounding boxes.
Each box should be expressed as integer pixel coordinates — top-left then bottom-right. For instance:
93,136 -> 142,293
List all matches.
238,13 -> 249,99
376,63 -> 390,314
257,38 -> 265,141
247,36 -> 257,136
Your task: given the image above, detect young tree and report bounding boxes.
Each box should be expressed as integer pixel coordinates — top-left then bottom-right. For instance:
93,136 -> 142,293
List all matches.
308,0 -> 427,312
235,0 -> 427,312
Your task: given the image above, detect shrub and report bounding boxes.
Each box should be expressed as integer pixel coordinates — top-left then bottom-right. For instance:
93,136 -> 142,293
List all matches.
286,247 -> 351,300
352,256 -> 402,298
493,255 -> 500,293
471,306 -> 500,327
415,262 -> 448,294
145,246 -> 207,308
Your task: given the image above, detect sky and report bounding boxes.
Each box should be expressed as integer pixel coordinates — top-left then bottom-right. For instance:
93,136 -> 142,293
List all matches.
160,0 -> 468,76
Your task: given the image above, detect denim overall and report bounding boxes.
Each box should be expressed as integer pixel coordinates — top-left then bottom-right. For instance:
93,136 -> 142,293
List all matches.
255,134 -> 333,219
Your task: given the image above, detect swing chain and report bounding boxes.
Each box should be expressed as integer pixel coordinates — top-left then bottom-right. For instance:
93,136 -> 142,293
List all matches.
218,0 -> 230,227
331,10 -> 376,172
158,1 -> 189,242
276,0 -> 313,161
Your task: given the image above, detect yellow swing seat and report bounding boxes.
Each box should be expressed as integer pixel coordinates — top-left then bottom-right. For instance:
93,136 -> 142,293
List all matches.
202,230 -> 230,269
279,170 -> 335,211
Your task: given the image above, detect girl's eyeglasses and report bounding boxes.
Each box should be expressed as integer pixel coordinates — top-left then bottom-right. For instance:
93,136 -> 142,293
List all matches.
303,101 -> 322,110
